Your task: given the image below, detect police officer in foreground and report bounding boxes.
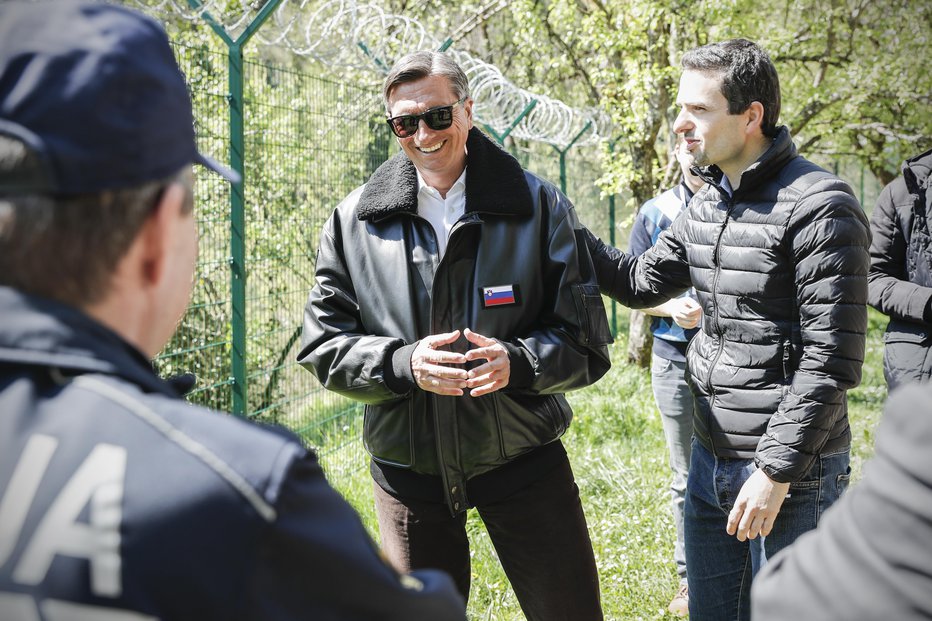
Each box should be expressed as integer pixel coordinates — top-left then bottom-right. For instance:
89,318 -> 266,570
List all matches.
0,2 -> 465,619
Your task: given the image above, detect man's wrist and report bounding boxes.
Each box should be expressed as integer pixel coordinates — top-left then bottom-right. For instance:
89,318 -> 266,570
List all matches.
923,297 -> 932,323
383,342 -> 418,393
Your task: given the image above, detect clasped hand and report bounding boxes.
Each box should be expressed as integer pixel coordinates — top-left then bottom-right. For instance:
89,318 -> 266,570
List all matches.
411,328 -> 511,397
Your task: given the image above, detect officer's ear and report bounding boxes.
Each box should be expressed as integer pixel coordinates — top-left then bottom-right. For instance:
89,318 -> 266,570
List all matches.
138,181 -> 188,288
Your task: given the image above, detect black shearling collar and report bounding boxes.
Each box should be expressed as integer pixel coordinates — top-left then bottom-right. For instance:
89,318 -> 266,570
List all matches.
356,127 -> 533,221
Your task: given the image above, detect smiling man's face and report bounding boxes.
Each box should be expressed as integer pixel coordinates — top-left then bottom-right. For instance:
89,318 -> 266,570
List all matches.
387,74 -> 473,193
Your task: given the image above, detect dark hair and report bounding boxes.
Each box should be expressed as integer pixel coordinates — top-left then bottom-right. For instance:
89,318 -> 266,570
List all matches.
382,51 -> 470,110
681,38 -> 781,137
0,135 -> 192,307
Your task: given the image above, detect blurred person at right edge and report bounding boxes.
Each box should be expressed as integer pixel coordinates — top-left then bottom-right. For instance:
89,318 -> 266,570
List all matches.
584,38 -> 871,620
866,147 -> 932,389
751,380 -> 932,619
627,138 -> 704,617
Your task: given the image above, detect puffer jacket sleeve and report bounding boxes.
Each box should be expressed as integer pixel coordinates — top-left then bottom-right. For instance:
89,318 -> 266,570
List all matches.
756,178 -> 871,482
584,211 -> 692,308
297,205 -> 408,405
867,179 -> 932,321
510,182 -> 613,394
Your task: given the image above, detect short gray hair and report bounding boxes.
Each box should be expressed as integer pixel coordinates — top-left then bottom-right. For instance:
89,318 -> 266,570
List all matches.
382,51 -> 471,110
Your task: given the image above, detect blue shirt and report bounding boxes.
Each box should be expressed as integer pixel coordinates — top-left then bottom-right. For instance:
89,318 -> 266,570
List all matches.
628,182 -> 700,361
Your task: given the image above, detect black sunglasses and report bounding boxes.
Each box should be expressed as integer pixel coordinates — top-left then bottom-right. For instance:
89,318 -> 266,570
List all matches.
386,97 -> 467,138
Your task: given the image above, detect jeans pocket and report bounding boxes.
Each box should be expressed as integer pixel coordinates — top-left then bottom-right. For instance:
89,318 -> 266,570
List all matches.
651,355 -> 673,375
835,470 -> 851,496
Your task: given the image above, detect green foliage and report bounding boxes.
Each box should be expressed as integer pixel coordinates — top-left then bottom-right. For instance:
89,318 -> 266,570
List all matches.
418,0 -> 929,207
151,20 -> 392,468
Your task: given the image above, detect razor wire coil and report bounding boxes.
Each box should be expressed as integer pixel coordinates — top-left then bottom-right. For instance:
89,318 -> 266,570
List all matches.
129,0 -> 611,149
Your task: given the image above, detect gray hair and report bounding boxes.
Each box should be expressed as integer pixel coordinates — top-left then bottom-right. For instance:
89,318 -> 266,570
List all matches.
382,51 -> 471,110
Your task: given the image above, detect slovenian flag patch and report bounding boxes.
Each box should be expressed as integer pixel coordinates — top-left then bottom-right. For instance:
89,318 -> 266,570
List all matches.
481,284 -> 520,308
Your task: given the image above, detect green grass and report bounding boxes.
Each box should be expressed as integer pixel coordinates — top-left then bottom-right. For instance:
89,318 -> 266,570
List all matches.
325,307 -> 888,620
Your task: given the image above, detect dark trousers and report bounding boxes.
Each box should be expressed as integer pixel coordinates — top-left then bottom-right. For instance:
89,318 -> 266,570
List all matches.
372,455 -> 603,621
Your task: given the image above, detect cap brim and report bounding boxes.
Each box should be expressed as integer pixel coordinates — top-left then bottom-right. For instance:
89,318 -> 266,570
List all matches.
195,152 -> 241,184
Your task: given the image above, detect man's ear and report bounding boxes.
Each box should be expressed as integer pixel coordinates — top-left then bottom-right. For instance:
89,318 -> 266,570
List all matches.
464,97 -> 474,130
745,101 -> 765,134
139,183 -> 187,288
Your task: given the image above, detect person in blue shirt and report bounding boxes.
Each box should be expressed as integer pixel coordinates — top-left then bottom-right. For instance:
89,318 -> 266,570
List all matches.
0,2 -> 465,619
626,140 -> 704,616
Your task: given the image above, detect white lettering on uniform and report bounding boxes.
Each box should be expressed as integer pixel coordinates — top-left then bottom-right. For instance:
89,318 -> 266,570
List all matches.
0,436 -> 59,568
0,592 -> 158,621
5,439 -> 126,598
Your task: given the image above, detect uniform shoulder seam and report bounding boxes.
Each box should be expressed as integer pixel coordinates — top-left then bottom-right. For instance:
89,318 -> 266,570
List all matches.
73,375 -> 278,522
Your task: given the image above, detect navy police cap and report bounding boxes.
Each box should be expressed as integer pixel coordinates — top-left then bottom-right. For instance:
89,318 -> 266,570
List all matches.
0,0 -> 239,194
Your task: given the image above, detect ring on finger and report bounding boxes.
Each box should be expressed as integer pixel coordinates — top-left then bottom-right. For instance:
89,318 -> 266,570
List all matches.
431,378 -> 440,387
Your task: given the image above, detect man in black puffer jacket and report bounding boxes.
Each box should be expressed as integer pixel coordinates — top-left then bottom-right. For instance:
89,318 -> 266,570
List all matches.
586,39 -> 870,620
868,147 -> 932,389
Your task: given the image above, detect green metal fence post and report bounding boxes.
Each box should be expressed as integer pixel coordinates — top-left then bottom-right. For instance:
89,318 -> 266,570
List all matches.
608,191 -> 617,337
189,0 -> 284,416
550,121 -> 592,195
482,99 -> 538,148
227,42 -> 248,415
608,140 -> 618,337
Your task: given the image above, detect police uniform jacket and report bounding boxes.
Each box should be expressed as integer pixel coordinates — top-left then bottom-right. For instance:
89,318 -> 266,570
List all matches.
0,286 -> 465,620
298,128 -> 612,515
868,148 -> 932,388
588,127 -> 870,483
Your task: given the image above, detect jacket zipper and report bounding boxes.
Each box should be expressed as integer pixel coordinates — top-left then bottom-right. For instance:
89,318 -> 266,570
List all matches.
705,195 -> 736,453
782,340 -> 792,379
428,214 -> 481,514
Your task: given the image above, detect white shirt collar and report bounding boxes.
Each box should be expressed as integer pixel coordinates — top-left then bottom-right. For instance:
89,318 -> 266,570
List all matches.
415,168 -> 467,258
416,168 -> 467,198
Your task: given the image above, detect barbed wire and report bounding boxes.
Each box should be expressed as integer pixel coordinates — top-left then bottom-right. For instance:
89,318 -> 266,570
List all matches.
129,0 -> 611,149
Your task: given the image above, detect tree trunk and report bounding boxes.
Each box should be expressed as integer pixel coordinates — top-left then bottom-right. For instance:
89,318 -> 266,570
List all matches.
626,309 -> 652,367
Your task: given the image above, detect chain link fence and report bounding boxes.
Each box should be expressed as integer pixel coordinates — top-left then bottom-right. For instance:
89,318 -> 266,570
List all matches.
155,41 -> 390,480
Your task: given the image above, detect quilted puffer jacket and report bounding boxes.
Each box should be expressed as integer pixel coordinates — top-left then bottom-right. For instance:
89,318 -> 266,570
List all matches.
867,148 -> 932,388
588,127 -> 871,482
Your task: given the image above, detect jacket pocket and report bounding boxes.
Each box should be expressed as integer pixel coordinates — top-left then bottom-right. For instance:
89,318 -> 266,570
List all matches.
883,323 -> 931,344
363,400 -> 414,468
494,393 -> 569,460
573,283 -> 614,346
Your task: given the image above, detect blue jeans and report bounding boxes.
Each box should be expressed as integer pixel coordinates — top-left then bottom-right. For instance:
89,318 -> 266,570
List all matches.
684,439 -> 850,620
650,353 -> 694,583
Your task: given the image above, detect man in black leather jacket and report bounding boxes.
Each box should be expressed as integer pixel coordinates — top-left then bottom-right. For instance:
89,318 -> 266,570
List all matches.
299,51 -> 612,620
868,147 -> 932,389
0,3 -> 465,619
585,39 -> 870,620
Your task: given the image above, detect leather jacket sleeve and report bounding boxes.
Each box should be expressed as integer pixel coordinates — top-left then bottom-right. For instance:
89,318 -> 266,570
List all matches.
511,183 -> 612,394
297,208 -> 409,405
